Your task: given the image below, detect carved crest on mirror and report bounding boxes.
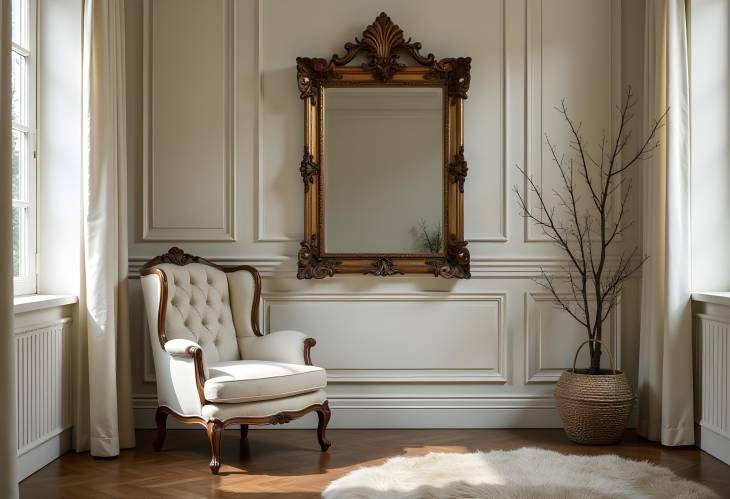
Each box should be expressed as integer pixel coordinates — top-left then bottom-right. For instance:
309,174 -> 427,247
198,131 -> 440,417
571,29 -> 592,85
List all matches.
296,12 -> 471,279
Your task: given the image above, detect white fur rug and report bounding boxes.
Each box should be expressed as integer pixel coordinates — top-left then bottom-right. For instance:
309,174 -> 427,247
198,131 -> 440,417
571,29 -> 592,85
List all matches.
323,448 -> 718,499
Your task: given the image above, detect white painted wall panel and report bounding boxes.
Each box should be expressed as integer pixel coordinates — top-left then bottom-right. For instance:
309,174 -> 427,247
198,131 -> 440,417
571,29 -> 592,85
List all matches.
142,0 -> 234,240
526,0 -> 620,241
525,293 -> 620,383
265,293 -> 505,382
690,0 -> 730,291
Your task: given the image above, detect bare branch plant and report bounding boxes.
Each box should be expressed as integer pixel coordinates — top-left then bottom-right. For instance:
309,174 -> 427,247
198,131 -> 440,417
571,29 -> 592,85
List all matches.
515,87 -> 667,374
414,218 -> 443,254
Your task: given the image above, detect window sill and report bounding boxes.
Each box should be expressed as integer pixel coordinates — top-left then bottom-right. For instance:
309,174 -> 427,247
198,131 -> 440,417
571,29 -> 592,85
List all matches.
14,294 -> 78,314
691,292 -> 730,308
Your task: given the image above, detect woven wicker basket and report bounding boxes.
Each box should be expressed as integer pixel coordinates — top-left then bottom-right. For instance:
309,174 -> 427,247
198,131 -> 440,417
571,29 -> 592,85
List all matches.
554,340 -> 634,445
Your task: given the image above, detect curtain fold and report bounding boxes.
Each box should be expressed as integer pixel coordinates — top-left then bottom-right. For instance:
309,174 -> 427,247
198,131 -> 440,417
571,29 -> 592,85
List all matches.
638,0 -> 695,446
1,0 -> 19,495
75,0 -> 135,457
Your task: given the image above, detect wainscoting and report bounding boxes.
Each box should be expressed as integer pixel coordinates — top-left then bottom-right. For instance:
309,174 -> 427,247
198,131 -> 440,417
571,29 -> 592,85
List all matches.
14,312 -> 74,480
128,260 -> 640,429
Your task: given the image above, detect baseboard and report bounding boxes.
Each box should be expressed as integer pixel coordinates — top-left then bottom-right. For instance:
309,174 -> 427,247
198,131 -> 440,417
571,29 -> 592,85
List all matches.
698,424 -> 730,465
18,428 -> 72,481
133,395 -> 568,429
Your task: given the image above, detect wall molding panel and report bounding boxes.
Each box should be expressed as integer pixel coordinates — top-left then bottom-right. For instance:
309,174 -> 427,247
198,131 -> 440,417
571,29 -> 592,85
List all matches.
133,393 -> 563,429
127,255 -> 636,279
465,0 -> 508,243
142,0 -> 236,241
524,292 -> 621,383
524,0 -> 622,242
254,0 -> 280,241
262,292 -> 507,384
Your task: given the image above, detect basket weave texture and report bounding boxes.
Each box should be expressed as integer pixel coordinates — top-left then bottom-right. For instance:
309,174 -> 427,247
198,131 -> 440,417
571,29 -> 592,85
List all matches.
554,340 -> 634,445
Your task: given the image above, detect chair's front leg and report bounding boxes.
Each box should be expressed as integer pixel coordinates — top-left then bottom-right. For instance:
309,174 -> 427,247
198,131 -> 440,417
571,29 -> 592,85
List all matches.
316,401 -> 332,451
153,407 -> 168,452
240,424 -> 249,444
206,420 -> 224,474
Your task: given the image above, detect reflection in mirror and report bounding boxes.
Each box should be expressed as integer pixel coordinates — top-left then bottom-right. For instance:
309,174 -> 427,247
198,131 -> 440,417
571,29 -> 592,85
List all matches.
323,87 -> 444,255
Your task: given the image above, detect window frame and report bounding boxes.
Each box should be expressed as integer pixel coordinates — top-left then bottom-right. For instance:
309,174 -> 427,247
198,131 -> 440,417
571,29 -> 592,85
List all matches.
11,0 -> 37,296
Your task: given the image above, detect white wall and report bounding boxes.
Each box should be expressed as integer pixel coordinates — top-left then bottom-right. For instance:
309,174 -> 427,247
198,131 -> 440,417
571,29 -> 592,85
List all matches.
37,0 -> 82,296
690,0 -> 730,292
125,0 -> 645,428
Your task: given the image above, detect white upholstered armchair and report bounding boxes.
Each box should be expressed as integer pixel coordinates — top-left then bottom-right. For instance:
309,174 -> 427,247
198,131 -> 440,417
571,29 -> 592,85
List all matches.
140,247 -> 331,474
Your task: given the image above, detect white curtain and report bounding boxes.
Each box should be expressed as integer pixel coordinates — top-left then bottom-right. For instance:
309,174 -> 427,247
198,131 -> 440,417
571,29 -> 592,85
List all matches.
1,1 -> 19,496
638,0 -> 694,446
76,0 -> 135,457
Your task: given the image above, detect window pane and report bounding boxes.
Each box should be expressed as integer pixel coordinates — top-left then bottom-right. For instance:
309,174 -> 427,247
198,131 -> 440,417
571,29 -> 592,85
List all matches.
11,129 -> 27,201
12,206 -> 24,278
11,51 -> 25,125
11,130 -> 20,200
11,0 -> 22,46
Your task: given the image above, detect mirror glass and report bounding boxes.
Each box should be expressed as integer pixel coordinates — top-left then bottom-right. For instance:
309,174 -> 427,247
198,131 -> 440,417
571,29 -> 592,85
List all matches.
323,86 -> 444,254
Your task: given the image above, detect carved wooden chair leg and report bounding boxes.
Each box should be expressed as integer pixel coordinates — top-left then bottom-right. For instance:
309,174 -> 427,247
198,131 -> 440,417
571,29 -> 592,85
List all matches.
316,401 -> 332,451
240,424 -> 249,444
206,420 -> 224,474
152,407 -> 168,452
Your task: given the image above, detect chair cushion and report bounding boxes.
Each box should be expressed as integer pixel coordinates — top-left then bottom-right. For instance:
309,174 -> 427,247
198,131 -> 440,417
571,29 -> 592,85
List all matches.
201,389 -> 328,421
204,360 -> 327,403
157,263 -> 239,364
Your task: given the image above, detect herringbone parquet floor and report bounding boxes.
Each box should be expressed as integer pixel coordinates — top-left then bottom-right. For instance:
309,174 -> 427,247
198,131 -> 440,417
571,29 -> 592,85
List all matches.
20,428 -> 730,498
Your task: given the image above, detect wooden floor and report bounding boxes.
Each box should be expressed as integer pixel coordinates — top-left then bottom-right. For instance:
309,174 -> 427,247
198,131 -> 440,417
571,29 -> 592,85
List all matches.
20,428 -> 730,498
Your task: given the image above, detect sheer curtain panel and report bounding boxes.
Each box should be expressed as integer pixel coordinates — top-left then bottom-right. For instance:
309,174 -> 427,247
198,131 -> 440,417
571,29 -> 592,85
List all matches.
638,0 -> 695,446
1,0 -> 19,495
76,0 -> 135,457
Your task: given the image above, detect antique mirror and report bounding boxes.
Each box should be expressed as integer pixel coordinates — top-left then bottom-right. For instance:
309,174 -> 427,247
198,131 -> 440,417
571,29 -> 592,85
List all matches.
296,13 -> 471,279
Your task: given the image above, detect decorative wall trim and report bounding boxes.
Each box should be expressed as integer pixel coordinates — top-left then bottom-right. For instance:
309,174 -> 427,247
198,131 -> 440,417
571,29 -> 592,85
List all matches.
524,0 -> 622,242
142,0 -> 236,241
466,0 -> 507,243
524,292 -> 622,383
15,318 -> 73,479
261,292 -> 507,383
254,0 -> 288,241
133,394 -> 564,429
128,255 -> 638,279
128,255 -> 290,277
133,393 -> 638,430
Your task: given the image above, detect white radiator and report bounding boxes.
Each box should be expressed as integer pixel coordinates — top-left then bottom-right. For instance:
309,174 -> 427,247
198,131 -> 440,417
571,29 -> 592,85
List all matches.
15,318 -> 73,479
695,314 -> 730,464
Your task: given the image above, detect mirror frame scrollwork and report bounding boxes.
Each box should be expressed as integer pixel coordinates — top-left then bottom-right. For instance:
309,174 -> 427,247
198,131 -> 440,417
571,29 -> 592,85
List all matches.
296,12 -> 471,279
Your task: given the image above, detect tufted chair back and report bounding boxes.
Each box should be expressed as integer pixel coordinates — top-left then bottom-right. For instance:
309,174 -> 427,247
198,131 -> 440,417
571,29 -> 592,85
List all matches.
156,263 -> 239,363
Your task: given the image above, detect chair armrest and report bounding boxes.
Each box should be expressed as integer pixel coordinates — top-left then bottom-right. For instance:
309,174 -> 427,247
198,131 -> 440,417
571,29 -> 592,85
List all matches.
240,330 -> 317,365
163,339 -> 208,403
164,338 -> 203,358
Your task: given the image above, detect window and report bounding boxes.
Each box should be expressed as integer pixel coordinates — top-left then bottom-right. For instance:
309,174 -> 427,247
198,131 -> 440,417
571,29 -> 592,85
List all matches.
11,0 -> 36,296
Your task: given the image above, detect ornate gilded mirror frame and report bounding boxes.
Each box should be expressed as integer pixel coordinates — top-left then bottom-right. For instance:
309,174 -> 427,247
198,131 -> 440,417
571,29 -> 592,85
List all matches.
296,12 -> 471,279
